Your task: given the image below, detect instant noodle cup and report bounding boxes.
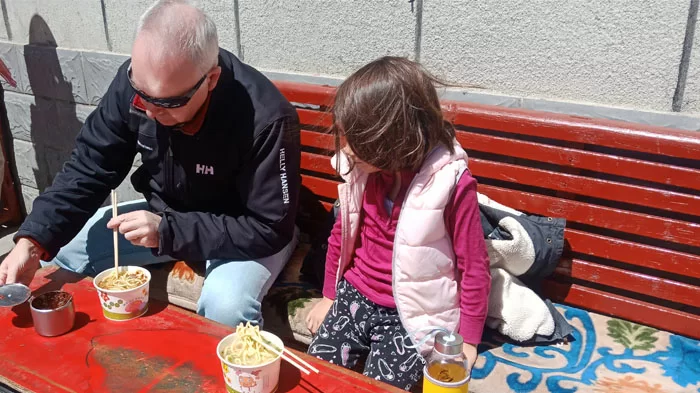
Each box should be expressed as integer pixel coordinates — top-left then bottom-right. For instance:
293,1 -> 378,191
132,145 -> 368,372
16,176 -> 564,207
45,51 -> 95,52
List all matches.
93,266 -> 150,321
216,330 -> 283,393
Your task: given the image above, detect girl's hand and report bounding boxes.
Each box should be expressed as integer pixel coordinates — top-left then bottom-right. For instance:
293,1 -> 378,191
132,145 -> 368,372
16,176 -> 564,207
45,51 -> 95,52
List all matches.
306,297 -> 334,334
463,343 -> 478,371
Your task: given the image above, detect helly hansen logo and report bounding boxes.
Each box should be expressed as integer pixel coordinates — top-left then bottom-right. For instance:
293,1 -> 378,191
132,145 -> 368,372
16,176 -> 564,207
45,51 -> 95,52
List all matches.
196,164 -> 214,175
280,148 -> 289,204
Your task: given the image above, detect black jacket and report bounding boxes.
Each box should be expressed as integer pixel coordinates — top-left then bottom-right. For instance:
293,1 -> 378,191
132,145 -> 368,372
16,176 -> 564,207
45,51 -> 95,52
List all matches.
16,49 -> 301,262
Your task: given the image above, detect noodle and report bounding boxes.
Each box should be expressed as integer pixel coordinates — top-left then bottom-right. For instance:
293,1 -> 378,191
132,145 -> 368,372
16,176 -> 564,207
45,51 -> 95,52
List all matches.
98,269 -> 147,291
221,323 -> 278,366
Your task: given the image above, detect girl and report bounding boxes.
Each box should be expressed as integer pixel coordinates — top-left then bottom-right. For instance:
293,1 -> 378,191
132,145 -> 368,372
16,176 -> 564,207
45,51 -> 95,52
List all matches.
305,57 -> 491,391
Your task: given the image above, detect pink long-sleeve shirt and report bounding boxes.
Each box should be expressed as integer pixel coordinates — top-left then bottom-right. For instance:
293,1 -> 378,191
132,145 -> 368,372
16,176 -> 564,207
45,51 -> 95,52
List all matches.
323,170 -> 491,344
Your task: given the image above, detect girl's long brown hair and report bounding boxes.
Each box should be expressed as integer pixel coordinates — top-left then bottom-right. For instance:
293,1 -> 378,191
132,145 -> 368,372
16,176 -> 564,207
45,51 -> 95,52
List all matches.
332,56 -> 455,173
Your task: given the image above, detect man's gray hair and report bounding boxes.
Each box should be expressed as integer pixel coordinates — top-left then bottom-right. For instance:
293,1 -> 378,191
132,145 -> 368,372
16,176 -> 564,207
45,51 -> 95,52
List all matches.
137,0 -> 219,73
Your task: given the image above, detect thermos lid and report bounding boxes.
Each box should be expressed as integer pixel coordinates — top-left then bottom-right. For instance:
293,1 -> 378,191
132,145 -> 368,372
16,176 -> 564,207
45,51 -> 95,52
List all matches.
0,283 -> 31,307
434,332 -> 463,355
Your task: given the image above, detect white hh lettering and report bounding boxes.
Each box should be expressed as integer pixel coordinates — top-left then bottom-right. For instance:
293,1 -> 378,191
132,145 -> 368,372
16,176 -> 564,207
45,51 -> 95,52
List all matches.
279,148 -> 289,204
196,164 -> 214,175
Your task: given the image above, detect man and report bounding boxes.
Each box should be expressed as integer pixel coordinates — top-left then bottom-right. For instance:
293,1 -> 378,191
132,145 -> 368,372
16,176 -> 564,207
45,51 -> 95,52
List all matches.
0,0 -> 301,328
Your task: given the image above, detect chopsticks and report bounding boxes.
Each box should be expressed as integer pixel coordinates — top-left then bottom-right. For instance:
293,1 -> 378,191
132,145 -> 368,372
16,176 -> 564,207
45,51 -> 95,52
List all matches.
251,336 -> 320,375
111,190 -> 119,274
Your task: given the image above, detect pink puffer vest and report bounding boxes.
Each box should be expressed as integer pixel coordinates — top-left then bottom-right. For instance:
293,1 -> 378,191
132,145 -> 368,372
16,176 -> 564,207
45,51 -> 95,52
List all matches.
332,143 -> 469,355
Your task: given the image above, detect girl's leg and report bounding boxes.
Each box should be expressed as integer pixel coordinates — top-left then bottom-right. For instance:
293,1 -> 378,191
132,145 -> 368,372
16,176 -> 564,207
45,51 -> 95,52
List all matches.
307,280 -> 372,369
363,305 -> 425,391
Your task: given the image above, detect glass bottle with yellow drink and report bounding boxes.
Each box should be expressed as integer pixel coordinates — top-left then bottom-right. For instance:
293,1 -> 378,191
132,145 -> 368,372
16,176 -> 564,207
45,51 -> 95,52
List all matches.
423,332 -> 470,393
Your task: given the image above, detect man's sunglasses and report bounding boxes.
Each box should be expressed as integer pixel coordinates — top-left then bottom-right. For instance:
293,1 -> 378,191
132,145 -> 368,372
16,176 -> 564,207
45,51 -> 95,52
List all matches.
127,64 -> 207,109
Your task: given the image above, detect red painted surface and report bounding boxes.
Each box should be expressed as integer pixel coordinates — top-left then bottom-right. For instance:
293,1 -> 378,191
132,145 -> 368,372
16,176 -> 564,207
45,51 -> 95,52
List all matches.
300,123 -> 700,193
297,109 -> 332,129
0,267 -> 403,393
300,130 -> 333,151
544,281 -> 700,339
469,158 -> 700,217
456,132 -> 700,192
477,184 -> 700,247
279,79 -> 700,160
301,175 -> 339,201
301,152 -> 336,176
275,81 -> 335,109
555,258 -> 700,306
564,229 -> 700,280
443,102 -> 700,161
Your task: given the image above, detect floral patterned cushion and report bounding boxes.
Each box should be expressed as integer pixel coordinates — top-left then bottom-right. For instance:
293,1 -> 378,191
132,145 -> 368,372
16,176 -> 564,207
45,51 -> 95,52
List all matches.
146,249 -> 700,393
469,304 -> 700,393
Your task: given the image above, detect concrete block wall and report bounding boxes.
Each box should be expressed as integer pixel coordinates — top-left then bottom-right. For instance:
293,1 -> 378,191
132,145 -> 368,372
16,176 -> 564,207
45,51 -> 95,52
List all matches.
0,39 -> 139,214
0,0 -> 698,214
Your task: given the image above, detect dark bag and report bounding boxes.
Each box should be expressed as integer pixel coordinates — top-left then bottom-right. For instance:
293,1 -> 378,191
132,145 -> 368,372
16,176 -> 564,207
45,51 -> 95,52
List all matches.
299,200 -> 339,289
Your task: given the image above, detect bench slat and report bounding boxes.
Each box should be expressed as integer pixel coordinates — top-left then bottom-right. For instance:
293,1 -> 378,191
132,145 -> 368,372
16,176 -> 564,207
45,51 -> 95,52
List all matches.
293,91 -> 700,161
301,129 -> 333,150
565,229 -> 700,280
301,152 -> 336,176
545,281 -> 700,340
275,81 -> 335,108
555,259 -> 700,307
299,115 -> 700,194
470,158 -> 700,217
301,174 -> 339,201
445,103 -> 700,161
457,132 -> 700,192
478,185 -> 700,247
298,108 -> 332,128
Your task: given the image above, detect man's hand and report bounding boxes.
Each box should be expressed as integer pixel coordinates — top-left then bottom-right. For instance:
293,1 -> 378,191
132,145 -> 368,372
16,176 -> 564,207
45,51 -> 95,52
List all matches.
0,238 -> 42,286
107,210 -> 162,248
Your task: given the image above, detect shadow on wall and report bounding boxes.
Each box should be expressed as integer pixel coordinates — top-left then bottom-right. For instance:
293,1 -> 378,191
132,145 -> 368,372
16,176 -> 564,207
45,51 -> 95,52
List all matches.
25,14 -> 82,195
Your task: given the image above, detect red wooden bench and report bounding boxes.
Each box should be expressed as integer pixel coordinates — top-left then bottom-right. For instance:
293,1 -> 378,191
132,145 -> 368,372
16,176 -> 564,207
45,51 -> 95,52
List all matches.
274,80 -> 700,341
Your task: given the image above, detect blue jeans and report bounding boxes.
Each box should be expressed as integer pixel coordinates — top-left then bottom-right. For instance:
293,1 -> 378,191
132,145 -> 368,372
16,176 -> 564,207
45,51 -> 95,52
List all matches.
48,199 -> 297,328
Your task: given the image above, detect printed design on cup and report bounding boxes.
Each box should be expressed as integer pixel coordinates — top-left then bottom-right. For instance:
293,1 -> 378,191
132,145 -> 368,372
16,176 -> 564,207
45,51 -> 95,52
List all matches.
235,369 -> 261,391
99,291 -> 149,321
222,363 -> 232,385
125,299 -> 146,313
102,298 -> 124,310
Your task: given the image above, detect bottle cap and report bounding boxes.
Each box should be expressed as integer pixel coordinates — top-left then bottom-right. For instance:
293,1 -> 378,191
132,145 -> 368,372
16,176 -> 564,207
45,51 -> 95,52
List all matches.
434,332 -> 464,355
0,283 -> 31,307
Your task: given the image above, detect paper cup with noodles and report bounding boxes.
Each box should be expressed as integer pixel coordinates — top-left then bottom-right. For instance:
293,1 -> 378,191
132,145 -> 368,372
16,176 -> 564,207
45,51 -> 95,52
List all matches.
217,324 -> 283,393
93,266 -> 150,321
